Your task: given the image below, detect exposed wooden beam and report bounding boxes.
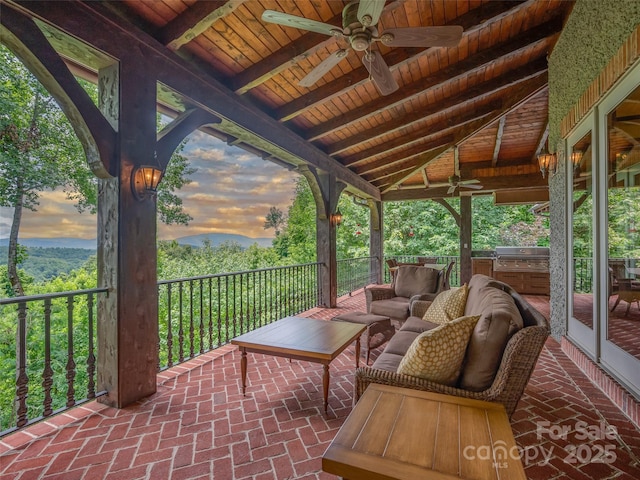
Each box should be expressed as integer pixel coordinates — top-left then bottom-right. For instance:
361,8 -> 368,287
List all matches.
156,108 -> 221,170
377,76 -> 548,192
422,169 -> 430,188
301,16 -> 562,140
274,1 -> 527,122
326,58 -> 548,156
232,1 -> 407,94
0,6 -> 116,178
433,199 -> 460,226
533,123 -> 550,159
349,104 -> 502,175
345,103 -> 497,170
382,172 -> 548,201
492,117 -> 507,166
231,31 -> 336,94
460,156 -> 539,177
10,0 -> 380,199
354,140 -> 455,182
158,0 -> 247,51
375,147 -> 450,188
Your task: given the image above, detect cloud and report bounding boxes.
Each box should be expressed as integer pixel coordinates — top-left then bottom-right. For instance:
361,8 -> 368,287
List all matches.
5,128 -> 301,242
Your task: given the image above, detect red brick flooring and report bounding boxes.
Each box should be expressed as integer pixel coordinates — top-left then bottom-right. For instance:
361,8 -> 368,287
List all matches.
1,290 -> 640,479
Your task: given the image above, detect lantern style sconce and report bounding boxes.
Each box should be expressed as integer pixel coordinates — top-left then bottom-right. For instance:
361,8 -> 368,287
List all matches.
132,165 -> 164,200
331,209 -> 343,227
537,148 -> 557,178
571,150 -> 583,173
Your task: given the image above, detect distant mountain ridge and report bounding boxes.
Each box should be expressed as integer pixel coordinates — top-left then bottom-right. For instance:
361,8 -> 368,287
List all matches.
174,233 -> 273,248
0,237 -> 97,249
0,233 -> 273,250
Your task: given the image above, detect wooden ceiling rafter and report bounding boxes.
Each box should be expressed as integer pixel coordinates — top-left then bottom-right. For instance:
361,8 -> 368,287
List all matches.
377,76 -> 549,192
324,57 -> 548,157
300,16 -> 563,142
347,102 -> 498,172
158,0 -> 247,51
3,0 -> 575,203
492,117 -> 507,166
382,171 -> 548,201
231,0 -> 406,94
273,0 -> 529,122
356,134 -> 458,177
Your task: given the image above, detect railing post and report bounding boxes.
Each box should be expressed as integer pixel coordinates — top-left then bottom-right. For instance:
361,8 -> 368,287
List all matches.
15,301 -> 28,428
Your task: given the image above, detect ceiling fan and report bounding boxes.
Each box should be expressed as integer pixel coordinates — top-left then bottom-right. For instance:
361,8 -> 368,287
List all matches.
447,174 -> 483,194
261,1 -> 463,95
447,145 -> 482,194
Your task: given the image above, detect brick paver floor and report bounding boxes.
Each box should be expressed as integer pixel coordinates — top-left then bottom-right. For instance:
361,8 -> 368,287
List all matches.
1,289 -> 640,479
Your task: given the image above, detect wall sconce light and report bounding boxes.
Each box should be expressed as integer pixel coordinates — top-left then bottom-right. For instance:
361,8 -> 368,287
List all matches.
331,209 -> 343,227
132,165 -> 164,200
537,148 -> 557,178
571,150 -> 583,173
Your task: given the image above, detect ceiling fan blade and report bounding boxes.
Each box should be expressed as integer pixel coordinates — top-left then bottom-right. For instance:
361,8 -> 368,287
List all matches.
380,26 -> 463,47
460,179 -> 481,185
261,10 -> 339,37
362,51 -> 399,96
357,0 -> 385,26
461,183 -> 483,190
298,49 -> 349,87
447,185 -> 457,194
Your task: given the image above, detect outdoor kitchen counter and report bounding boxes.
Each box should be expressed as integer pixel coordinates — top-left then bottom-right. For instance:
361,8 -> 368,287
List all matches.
492,246 -> 550,295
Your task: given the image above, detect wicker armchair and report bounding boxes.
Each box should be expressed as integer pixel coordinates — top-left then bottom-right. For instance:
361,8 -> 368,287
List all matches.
366,263 -> 453,326
356,283 -> 549,418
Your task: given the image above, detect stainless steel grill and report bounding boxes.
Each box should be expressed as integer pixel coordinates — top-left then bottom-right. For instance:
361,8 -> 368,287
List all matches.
493,246 -> 550,272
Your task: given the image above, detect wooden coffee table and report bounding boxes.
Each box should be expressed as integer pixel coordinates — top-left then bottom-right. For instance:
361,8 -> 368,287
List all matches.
231,316 -> 365,413
323,384 -> 526,479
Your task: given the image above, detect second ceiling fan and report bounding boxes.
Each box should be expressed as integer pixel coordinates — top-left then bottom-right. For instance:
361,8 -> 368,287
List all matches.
262,1 -> 463,95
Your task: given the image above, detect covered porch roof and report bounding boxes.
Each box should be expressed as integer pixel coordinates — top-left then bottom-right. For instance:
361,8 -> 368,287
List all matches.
2,0 -> 572,202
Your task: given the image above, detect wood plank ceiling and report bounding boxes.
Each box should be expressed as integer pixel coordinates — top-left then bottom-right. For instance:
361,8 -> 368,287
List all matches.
105,0 -> 574,201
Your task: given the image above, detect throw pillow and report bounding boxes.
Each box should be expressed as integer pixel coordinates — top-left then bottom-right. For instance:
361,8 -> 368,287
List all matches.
422,283 -> 468,324
397,315 -> 480,385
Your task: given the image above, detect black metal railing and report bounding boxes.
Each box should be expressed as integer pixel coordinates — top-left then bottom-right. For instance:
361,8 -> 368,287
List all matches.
157,262 -> 322,370
337,257 -> 377,297
574,257 -> 593,293
0,288 -> 108,435
5,251 -> 576,435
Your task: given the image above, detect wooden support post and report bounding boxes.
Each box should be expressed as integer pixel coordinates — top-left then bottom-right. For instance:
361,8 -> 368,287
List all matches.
369,200 -> 383,284
97,60 -> 159,408
299,166 -> 345,308
460,195 -> 473,285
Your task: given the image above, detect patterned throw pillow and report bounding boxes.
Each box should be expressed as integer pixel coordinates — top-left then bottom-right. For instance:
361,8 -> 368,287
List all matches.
397,315 -> 480,385
422,284 -> 468,324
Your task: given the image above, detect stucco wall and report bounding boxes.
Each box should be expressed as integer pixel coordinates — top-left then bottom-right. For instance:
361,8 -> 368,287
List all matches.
547,0 -> 640,340
548,0 -> 640,150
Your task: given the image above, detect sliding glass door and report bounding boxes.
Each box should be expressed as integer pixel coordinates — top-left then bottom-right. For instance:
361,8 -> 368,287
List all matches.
567,116 -> 596,356
600,70 -> 640,394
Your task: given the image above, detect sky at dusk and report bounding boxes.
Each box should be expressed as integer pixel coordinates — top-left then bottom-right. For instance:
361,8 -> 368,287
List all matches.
0,129 -> 301,242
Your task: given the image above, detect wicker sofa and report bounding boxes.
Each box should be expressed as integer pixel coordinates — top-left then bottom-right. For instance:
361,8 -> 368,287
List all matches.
365,262 -> 454,326
355,274 -> 549,418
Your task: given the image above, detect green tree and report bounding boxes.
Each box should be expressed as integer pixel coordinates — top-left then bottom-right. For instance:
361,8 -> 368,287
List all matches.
0,45 -> 194,297
276,177 -> 317,263
263,206 -> 286,236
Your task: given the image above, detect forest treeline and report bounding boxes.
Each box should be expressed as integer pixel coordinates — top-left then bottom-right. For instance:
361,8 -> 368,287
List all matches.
2,177 -> 551,298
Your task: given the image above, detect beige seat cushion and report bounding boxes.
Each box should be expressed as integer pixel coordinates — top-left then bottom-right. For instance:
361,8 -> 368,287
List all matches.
370,297 -> 410,320
394,266 -> 440,298
397,315 -> 480,386
422,284 -> 468,324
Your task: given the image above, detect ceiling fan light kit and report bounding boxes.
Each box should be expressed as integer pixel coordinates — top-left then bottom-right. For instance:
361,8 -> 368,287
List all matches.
261,1 -> 463,95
